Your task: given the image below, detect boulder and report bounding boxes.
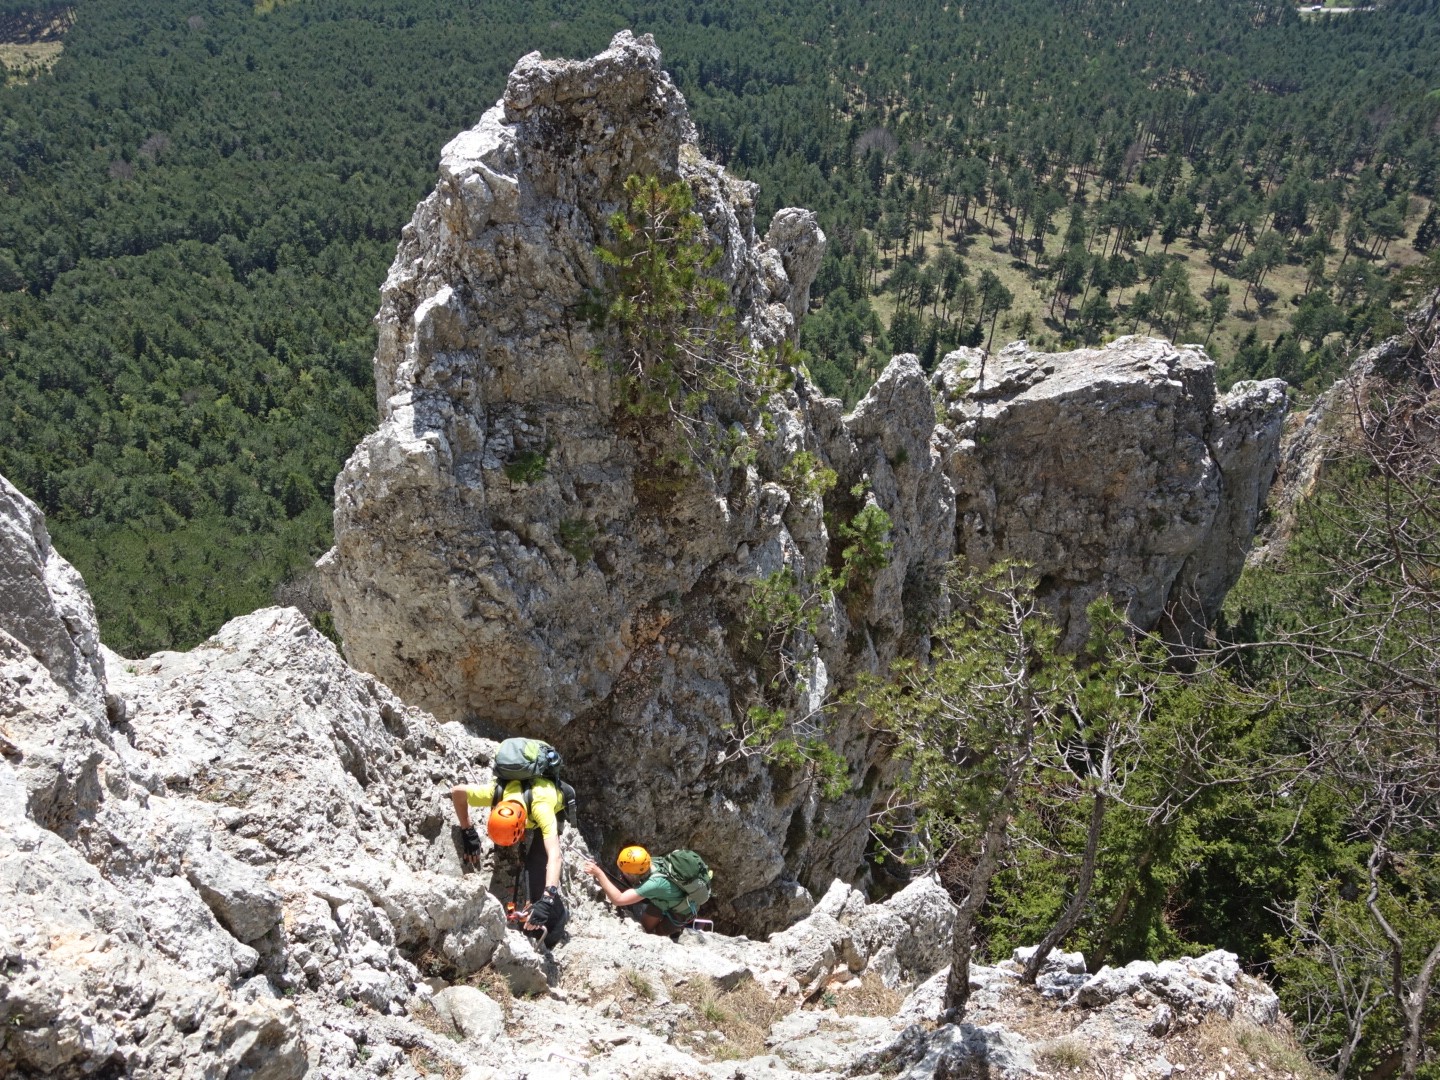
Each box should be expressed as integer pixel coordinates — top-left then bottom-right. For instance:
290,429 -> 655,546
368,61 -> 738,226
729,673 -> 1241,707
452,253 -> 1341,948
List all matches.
490,932 -> 554,996
768,911 -> 852,990
849,875 -> 956,988
913,1025 -> 1041,1079
432,985 -> 505,1042
813,878 -> 869,922
1073,950 -> 1261,1021
856,1022 -> 1039,1079
939,339 -> 1288,650
352,859 -> 509,974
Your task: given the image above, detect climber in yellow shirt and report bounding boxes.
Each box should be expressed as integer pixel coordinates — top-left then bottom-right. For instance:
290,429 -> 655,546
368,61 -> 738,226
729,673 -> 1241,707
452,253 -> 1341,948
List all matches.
450,776 -> 568,945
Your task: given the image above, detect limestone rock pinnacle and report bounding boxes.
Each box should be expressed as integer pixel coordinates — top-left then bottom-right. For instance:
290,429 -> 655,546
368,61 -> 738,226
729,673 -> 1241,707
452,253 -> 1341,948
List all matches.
321,36 -> 1287,933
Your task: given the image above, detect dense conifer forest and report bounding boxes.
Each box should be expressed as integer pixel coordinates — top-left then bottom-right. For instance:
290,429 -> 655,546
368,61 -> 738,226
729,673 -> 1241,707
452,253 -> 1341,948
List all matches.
3,0 -> 1438,655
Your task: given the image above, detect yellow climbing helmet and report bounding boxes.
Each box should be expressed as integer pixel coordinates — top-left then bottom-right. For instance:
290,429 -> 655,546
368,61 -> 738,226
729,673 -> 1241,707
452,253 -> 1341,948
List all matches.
617,845 -> 652,876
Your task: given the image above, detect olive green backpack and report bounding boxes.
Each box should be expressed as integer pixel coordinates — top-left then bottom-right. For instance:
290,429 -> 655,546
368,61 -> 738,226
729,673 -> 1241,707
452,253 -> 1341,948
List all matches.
490,737 -> 575,831
651,849 -> 713,915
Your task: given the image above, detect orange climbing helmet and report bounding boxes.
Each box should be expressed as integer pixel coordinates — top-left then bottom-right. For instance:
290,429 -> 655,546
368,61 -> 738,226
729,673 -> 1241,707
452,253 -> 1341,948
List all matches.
487,800 -> 528,846
617,845 -> 652,876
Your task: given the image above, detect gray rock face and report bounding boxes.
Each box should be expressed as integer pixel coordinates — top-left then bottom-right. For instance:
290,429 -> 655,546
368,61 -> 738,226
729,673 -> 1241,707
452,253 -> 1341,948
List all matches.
0,469 -> 1294,1079
939,339 -> 1288,649
903,1024 -> 1041,1079
1249,330 -> 1416,565
320,36 -> 1289,932
0,473 -> 105,721
322,29 -> 822,728
1170,373 -> 1289,645
0,530 -> 311,1076
0,473 -> 529,1077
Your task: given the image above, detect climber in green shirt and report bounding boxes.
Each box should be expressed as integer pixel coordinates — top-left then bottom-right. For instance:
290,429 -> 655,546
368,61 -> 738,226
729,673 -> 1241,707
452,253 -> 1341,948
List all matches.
582,845 -> 693,939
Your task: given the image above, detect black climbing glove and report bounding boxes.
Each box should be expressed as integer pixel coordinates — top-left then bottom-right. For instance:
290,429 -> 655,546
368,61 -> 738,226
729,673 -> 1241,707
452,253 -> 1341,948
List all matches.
460,826 -> 482,862
524,888 -> 565,937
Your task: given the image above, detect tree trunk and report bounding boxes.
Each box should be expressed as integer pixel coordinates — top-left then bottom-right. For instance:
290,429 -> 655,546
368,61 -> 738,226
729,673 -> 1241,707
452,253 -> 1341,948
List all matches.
1021,790 -> 1108,984
1368,842 -> 1440,1080
942,811 -> 1011,1015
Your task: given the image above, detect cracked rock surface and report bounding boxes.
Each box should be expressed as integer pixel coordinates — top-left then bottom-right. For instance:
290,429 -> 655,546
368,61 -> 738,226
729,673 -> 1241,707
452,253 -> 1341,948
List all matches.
3,466 -> 1284,1077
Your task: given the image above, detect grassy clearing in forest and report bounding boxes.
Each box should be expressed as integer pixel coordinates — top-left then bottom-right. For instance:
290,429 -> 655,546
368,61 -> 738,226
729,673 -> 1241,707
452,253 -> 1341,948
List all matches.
0,41 -> 63,82
874,187 -> 1427,375
0,7 -> 72,83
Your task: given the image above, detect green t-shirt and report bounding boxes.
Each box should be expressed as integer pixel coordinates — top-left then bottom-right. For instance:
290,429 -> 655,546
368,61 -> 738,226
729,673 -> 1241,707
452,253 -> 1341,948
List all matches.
634,871 -> 688,913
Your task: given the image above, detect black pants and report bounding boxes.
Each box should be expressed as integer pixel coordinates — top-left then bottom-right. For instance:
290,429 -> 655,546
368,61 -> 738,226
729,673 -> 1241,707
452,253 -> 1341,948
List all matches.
520,832 -> 566,945
523,832 -> 547,903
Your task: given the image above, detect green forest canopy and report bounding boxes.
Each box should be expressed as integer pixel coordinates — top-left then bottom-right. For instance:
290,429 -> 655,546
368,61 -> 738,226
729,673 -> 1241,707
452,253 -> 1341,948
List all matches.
2,0 -> 1439,656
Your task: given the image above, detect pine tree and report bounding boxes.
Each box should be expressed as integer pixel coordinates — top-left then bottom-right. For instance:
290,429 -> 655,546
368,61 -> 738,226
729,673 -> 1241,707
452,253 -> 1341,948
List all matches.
1415,203 -> 1440,255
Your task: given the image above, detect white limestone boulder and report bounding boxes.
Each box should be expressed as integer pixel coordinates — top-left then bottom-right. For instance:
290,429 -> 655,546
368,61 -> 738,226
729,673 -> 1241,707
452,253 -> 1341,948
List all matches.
432,985 -> 505,1042
849,875 -> 957,988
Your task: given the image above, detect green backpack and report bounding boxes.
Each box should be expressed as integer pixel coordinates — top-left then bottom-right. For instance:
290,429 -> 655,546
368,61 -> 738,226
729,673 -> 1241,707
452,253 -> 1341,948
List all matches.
492,737 -> 563,782
490,737 -> 575,832
651,850 -> 713,915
